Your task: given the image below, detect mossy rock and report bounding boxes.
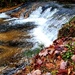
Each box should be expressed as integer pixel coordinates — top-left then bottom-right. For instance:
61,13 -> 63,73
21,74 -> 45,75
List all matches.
58,17 -> 75,38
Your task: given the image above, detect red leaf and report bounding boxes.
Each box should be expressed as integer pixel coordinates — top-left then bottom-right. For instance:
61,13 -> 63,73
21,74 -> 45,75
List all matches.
57,69 -> 68,75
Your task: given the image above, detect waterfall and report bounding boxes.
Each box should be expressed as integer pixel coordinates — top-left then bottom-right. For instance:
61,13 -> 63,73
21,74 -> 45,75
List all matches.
0,2 -> 75,47
0,2 -> 75,74
28,7 -> 71,47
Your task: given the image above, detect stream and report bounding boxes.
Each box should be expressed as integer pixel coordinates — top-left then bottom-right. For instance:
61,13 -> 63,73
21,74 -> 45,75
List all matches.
0,1 -> 75,75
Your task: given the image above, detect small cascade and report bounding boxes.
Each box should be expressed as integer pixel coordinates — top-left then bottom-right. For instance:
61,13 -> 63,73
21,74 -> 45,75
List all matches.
0,2 -> 75,47
0,2 -> 75,74
29,7 -> 70,46
6,3 -> 75,47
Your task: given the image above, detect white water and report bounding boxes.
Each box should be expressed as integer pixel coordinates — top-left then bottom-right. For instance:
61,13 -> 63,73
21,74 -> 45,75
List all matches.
13,6 -> 71,47
0,5 -> 74,47
0,13 -> 10,18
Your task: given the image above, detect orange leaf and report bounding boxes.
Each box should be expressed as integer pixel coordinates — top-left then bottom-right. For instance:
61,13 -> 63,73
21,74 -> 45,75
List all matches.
45,63 -> 55,69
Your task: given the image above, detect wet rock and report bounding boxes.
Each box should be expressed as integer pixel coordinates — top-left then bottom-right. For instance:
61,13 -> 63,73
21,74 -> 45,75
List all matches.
58,17 -> 75,38
0,22 -> 36,33
0,66 -> 7,73
6,41 -> 21,47
6,41 -> 33,48
0,41 -> 5,45
2,57 -> 30,75
8,2 -> 43,18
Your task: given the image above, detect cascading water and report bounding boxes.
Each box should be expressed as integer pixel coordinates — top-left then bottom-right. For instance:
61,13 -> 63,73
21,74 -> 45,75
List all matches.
0,1 -> 75,74
3,3 -> 74,47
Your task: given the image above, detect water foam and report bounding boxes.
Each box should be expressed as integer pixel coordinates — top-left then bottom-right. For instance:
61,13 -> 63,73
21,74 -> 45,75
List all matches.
0,13 -> 10,18
11,6 -> 71,47
0,5 -> 73,47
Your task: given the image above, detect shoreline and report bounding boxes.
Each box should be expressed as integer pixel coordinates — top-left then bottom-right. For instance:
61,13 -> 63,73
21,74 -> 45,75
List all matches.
0,3 -> 23,13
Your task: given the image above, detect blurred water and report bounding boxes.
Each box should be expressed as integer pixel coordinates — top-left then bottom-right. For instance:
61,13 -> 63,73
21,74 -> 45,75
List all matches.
0,2 -> 75,47
0,1 -> 75,75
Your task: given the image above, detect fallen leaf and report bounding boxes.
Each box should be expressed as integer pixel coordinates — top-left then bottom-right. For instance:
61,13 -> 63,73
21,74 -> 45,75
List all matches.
31,69 -> 41,75
60,60 -> 67,69
39,49 -> 48,56
71,55 -> 75,62
46,62 -> 55,69
57,69 -> 68,75
37,58 -> 42,65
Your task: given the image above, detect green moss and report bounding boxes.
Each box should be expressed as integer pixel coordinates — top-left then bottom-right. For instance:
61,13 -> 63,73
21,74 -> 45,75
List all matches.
62,51 -> 73,61
58,16 -> 75,38
22,48 -> 41,57
62,42 -> 75,61
22,44 -> 44,58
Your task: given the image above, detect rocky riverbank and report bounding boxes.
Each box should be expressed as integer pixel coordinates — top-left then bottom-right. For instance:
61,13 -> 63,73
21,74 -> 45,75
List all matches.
14,37 -> 75,75
58,17 -> 75,38
0,0 -> 75,13
0,1 -> 75,75
0,4 -> 23,13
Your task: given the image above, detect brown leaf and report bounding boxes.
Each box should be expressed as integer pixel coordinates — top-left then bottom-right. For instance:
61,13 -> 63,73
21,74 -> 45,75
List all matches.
60,60 -> 67,69
39,49 -> 48,56
55,60 -> 61,69
30,69 -> 41,75
45,62 -> 55,69
71,55 -> 75,62
68,68 -> 71,75
57,69 -> 68,74
36,58 -> 42,65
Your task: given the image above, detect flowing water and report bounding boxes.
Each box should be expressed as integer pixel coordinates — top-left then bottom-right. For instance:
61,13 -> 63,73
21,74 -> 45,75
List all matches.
0,1 -> 75,75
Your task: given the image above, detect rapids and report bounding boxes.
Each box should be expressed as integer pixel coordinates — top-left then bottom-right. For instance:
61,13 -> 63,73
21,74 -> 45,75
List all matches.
6,2 -> 75,47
